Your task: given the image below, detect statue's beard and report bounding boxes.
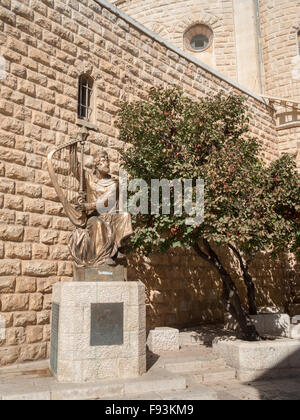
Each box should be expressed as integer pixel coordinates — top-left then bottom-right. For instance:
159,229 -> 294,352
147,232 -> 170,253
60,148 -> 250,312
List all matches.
95,166 -> 109,177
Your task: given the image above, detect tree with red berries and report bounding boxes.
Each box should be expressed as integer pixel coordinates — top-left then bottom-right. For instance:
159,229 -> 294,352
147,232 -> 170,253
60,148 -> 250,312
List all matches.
117,87 -> 300,341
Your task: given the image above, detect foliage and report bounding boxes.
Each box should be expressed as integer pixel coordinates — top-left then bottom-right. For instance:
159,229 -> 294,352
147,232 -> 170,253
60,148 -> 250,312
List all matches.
117,87 -> 300,258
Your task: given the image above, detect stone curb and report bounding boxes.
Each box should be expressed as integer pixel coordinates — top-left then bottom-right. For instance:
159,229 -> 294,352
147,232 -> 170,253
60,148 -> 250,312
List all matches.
0,369 -> 187,401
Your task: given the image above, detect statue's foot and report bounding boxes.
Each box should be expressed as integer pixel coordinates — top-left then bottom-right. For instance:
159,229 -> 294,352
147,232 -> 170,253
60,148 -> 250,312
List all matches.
104,258 -> 117,267
117,251 -> 126,259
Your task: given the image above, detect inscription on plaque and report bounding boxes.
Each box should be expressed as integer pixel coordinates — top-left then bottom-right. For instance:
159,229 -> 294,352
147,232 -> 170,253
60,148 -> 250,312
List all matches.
50,303 -> 59,375
90,303 -> 124,346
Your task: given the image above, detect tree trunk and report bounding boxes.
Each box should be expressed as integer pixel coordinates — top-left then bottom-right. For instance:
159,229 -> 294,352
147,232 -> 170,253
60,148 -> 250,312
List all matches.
228,245 -> 257,316
193,241 -> 260,341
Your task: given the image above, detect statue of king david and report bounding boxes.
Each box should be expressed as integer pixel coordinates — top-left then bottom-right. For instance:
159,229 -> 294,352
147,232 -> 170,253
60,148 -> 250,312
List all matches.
47,128 -> 133,269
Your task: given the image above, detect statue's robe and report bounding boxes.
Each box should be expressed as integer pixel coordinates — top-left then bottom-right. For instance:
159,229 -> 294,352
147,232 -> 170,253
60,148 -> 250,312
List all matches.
68,172 -> 133,266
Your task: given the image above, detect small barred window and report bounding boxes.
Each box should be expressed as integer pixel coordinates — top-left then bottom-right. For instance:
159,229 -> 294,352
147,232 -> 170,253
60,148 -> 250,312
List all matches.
78,75 -> 93,121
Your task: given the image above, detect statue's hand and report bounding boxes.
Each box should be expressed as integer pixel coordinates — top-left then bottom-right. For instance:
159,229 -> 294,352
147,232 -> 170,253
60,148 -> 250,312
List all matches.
78,192 -> 86,204
75,202 -> 87,212
75,192 -> 88,212
75,201 -> 96,212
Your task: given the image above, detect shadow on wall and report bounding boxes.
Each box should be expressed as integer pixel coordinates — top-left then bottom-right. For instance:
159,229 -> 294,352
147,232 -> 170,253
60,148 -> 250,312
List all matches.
227,250 -> 294,314
127,246 -> 296,331
127,248 -> 224,330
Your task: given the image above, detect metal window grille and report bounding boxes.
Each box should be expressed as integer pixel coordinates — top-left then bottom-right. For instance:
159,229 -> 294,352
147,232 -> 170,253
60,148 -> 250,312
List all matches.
78,75 -> 93,120
191,34 -> 209,51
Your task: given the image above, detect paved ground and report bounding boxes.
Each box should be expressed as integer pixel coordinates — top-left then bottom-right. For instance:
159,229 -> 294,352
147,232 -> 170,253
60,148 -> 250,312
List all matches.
0,327 -> 299,400
1,361 -> 300,400
106,378 -> 300,401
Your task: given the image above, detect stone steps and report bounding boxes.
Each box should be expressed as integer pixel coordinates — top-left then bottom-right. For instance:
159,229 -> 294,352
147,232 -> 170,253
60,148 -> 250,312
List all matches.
164,358 -> 226,373
0,346 -> 237,400
192,367 -> 237,383
0,363 -> 187,400
153,347 -> 236,385
104,384 -> 218,401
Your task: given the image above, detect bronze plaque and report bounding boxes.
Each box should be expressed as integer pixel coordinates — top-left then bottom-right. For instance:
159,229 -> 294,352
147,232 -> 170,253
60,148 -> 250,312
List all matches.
90,303 -> 124,346
50,303 -> 59,375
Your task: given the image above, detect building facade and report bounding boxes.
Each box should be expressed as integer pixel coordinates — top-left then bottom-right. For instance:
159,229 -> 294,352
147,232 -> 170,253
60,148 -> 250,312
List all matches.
113,0 -> 300,162
0,0 -> 299,367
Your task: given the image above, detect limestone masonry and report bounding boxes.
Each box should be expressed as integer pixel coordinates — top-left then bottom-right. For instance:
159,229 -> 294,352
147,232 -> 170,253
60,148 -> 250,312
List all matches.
0,0 -> 299,367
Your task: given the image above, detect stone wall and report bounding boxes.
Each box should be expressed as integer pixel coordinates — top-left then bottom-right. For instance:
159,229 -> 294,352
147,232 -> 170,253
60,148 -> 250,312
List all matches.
114,0 -> 239,81
257,0 -> 300,170
259,0 -> 300,101
0,0 -> 285,367
277,124 -> 300,170
128,248 -> 296,331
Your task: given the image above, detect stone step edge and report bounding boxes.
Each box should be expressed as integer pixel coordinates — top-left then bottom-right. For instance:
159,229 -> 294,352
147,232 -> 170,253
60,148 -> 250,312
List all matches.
164,359 -> 226,373
192,367 -> 237,383
0,370 -> 187,401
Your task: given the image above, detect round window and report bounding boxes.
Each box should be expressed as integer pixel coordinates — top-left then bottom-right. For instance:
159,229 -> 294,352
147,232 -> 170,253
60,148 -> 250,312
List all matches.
184,24 -> 213,53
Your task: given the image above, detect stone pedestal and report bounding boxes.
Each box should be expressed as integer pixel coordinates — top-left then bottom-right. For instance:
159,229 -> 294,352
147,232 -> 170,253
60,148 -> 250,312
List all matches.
50,281 -> 146,383
73,264 -> 127,282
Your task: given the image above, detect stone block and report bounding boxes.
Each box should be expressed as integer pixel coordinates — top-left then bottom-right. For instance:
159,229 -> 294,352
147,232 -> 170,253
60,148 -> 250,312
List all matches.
225,313 -> 291,338
147,327 -> 180,354
29,293 -> 43,311
26,326 -> 43,344
50,281 -> 146,382
290,324 -> 300,340
73,264 -> 127,282
22,261 -> 57,277
14,311 -> 36,327
250,314 -> 290,338
6,327 -> 26,345
0,277 -> 16,293
1,294 -> 29,312
6,243 -> 31,260
15,277 -> 36,293
19,343 -> 47,363
0,225 -> 24,242
213,338 -> 300,381
0,346 -> 19,367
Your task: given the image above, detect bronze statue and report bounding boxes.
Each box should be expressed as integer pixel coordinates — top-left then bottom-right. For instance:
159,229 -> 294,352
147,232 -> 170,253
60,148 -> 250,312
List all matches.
47,128 -> 133,268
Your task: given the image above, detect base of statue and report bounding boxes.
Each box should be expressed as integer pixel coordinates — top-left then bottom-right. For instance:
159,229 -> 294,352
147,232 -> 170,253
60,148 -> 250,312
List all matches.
49,280 -> 146,383
73,264 -> 127,282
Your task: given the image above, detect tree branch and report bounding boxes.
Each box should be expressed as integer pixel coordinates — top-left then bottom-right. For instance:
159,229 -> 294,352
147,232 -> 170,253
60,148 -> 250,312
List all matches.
193,242 -> 213,266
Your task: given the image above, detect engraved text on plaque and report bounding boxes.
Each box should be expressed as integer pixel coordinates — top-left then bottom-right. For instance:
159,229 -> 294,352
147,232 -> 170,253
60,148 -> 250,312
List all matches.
90,303 -> 124,346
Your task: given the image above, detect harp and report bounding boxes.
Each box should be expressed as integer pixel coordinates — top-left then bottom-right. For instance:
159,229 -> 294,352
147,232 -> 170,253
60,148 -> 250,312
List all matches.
47,128 -> 89,228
